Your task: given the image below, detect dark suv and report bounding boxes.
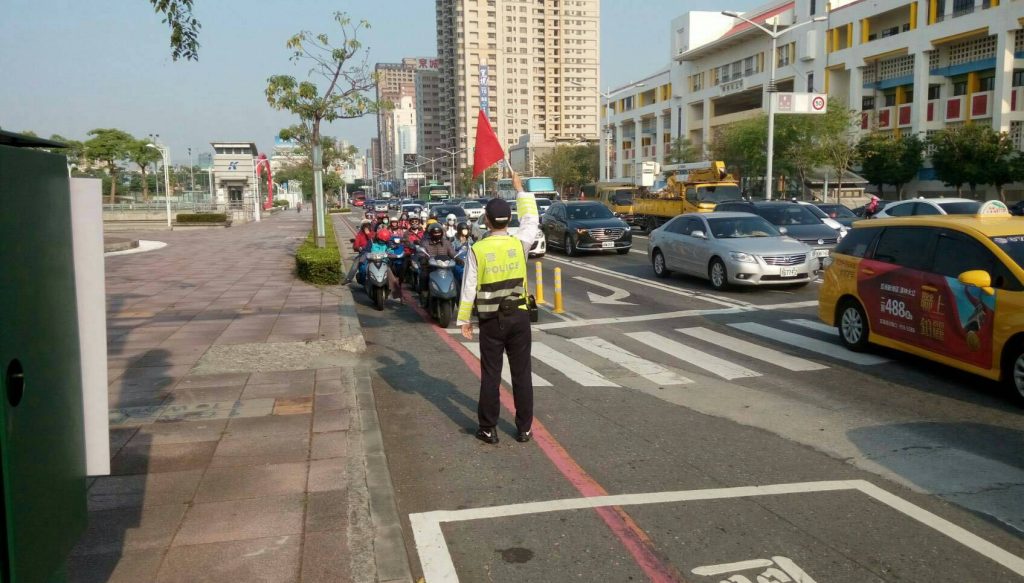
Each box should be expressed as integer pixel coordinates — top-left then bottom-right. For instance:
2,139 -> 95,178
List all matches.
714,200 -> 838,266
541,201 -> 632,256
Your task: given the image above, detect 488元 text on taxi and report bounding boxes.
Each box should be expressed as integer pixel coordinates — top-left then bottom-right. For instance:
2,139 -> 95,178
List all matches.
818,201 -> 1024,403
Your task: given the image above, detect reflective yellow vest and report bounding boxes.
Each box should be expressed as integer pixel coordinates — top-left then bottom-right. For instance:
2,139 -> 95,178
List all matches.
469,234 -> 527,319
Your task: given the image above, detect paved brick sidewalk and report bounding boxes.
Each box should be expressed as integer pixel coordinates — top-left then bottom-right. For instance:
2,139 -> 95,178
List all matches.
68,211 -> 410,583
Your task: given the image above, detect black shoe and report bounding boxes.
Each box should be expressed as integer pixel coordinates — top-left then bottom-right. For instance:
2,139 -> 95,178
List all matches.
516,429 -> 532,443
475,427 -> 499,444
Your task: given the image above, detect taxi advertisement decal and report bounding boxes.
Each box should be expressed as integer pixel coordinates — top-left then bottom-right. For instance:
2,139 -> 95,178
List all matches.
943,276 -> 995,367
856,260 -> 920,345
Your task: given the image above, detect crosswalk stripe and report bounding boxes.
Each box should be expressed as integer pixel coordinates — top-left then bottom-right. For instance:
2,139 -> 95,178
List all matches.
531,343 -> 620,387
677,327 -> 827,372
462,343 -> 553,387
728,322 -> 889,366
568,337 -> 693,386
625,331 -> 761,380
784,319 -> 838,336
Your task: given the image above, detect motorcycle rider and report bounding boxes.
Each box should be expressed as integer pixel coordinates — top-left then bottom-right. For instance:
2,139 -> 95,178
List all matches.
343,220 -> 376,284
417,222 -> 460,303
452,222 -> 472,253
444,214 -> 458,239
367,228 -> 403,303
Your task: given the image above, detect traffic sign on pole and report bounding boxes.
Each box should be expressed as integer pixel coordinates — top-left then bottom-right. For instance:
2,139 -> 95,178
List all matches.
773,92 -> 828,115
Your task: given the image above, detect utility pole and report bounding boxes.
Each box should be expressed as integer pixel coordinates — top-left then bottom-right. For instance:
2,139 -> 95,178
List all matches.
188,147 -> 194,194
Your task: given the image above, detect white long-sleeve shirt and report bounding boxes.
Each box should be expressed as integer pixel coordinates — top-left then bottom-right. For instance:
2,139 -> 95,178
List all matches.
457,192 -> 539,326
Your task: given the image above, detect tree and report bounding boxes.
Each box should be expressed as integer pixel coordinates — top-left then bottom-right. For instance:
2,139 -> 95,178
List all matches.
928,124 -> 1011,198
817,103 -> 860,202
149,0 -> 200,61
265,12 -> 382,247
277,124 -> 358,204
49,134 -> 87,169
275,164 -> 343,201
856,132 -> 923,198
125,139 -> 163,201
663,137 -> 700,165
536,144 -> 599,192
84,129 -> 134,202
710,115 -> 768,189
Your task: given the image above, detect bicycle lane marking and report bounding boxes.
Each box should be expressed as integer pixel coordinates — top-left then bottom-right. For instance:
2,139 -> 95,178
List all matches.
403,293 -> 683,583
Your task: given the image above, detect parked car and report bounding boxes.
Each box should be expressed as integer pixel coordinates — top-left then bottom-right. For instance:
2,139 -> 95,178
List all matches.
795,201 -> 847,236
460,200 -> 484,221
872,197 -> 982,218
541,201 -> 632,256
814,203 -> 859,227
714,200 -> 838,267
472,214 -> 546,257
649,212 -> 816,289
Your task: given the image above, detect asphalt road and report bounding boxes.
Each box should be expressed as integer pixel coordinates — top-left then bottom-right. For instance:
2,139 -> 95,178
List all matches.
340,216 -> 1024,582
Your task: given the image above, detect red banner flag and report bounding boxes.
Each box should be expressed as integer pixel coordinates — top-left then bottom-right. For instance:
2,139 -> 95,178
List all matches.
472,109 -> 504,179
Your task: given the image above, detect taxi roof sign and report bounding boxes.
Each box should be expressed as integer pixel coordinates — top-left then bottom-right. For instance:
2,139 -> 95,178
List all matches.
977,200 -> 1011,217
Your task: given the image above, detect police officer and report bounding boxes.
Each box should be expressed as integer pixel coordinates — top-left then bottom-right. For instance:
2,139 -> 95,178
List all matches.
458,172 -> 539,444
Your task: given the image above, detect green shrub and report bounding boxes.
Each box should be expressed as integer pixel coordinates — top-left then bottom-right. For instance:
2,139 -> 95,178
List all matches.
176,213 -> 228,223
295,222 -> 341,285
328,207 -> 351,214
273,199 -> 290,207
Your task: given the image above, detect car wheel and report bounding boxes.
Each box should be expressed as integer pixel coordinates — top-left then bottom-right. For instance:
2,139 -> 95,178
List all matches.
616,247 -> 630,255
708,258 -> 729,290
1001,340 -> 1024,405
652,250 -> 670,278
838,299 -> 870,352
564,235 -> 578,257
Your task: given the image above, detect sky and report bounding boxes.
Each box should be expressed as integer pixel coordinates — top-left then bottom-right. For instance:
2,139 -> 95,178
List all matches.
1,0 -> 762,164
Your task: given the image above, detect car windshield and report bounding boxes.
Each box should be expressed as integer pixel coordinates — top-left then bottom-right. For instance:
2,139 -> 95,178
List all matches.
610,191 -> 633,205
567,204 -> 614,220
436,206 -> 466,217
695,185 -> 742,202
708,217 -> 781,238
818,204 -> 857,218
536,198 -> 551,206
992,236 -> 1024,269
938,201 -> 982,215
758,205 -> 824,226
462,201 -> 482,209
802,204 -> 828,219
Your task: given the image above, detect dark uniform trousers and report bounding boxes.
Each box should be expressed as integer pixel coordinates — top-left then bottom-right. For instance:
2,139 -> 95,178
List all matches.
477,308 -> 533,433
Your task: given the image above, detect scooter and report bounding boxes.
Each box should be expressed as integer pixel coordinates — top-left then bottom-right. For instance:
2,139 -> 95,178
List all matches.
357,251 -> 390,311
388,236 -> 408,280
418,247 -> 459,328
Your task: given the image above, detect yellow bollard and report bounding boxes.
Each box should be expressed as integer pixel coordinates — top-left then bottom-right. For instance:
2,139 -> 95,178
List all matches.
535,261 -> 545,305
553,267 -> 564,313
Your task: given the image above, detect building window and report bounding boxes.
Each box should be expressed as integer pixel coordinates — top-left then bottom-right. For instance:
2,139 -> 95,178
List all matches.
1013,70 -> 1024,87
810,0 -> 817,15
928,84 -> 942,100
952,81 -> 968,96
807,72 -> 814,93
979,76 -> 995,91
862,96 -> 875,111
884,93 -> 897,107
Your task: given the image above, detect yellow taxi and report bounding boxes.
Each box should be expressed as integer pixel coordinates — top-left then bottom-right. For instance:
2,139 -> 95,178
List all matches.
818,200 -> 1024,402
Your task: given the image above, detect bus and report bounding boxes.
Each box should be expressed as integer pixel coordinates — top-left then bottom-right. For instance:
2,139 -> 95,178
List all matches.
424,183 -> 451,202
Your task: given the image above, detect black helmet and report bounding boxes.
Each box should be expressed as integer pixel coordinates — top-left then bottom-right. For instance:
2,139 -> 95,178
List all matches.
426,222 -> 444,242
456,222 -> 469,234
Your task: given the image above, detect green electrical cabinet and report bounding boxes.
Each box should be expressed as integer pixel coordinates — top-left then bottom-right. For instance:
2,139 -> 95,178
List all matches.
0,133 -> 88,582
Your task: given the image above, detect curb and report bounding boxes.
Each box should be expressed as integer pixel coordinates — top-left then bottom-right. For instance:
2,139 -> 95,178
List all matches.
331,212 -> 413,581
331,215 -> 367,353
355,363 -> 414,583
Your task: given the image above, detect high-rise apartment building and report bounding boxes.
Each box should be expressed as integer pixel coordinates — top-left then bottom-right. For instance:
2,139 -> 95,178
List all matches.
436,0 -> 601,178
374,58 -> 441,182
415,68 -> 446,183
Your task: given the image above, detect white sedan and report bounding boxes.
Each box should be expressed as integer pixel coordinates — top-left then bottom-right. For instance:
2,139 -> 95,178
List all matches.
872,197 -> 981,218
472,214 -> 546,257
460,200 -> 485,221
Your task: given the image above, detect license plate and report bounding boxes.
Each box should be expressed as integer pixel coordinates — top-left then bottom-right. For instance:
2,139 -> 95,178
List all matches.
601,241 -> 614,248
780,267 -> 798,278
814,249 -> 831,258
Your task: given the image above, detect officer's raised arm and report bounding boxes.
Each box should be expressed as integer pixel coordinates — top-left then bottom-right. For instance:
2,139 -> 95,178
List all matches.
512,172 -> 539,248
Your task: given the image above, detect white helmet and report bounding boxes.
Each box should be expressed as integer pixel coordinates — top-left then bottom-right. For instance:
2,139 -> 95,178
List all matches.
420,209 -> 429,220
446,213 -> 457,225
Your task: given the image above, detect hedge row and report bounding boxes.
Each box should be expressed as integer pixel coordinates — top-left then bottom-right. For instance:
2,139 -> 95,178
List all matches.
295,221 -> 341,285
176,213 -> 228,223
272,199 -> 290,207
327,207 -> 351,214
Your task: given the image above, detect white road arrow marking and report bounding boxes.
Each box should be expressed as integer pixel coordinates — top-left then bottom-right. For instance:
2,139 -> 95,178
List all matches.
574,276 -> 635,305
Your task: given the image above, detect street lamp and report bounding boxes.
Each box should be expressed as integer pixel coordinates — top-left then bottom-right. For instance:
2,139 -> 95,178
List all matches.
569,80 -> 644,182
146,143 -> 172,228
721,11 -> 826,200
438,146 -> 468,193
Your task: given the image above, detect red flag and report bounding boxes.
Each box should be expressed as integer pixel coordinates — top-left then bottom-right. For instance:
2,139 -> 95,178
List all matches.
472,109 -> 504,179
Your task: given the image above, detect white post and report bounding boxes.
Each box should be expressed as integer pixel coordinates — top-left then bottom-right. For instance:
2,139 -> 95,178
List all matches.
162,149 -> 172,227
253,162 -> 262,222
312,142 -> 326,248
208,167 -> 214,202
766,26 -> 779,200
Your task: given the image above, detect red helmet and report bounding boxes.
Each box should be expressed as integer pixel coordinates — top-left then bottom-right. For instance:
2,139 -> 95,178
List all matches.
376,228 -> 392,242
